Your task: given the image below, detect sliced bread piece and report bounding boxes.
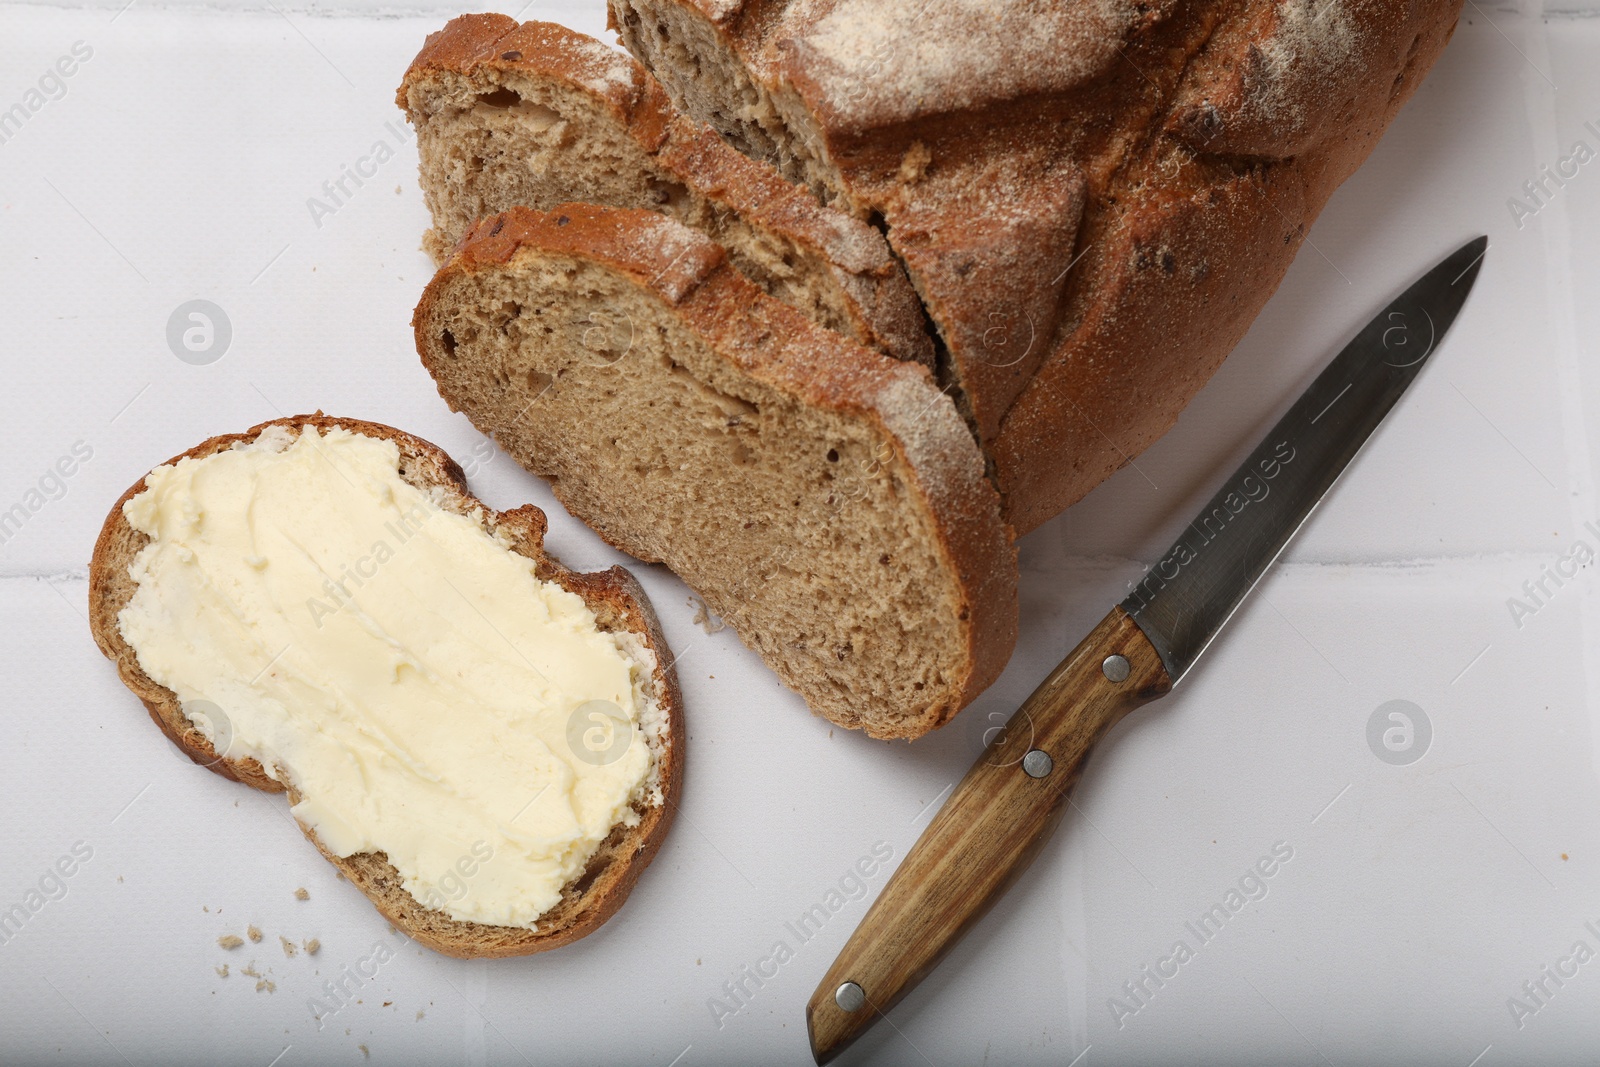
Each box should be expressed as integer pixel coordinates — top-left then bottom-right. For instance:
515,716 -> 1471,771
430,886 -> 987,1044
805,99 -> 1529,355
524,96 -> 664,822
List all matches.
414,204 -> 1018,739
398,14 -> 931,368
89,415 -> 683,958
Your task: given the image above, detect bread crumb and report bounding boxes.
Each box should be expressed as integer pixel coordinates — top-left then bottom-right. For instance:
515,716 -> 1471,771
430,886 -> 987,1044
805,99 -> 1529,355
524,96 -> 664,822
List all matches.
280,937 -> 298,958
215,965 -> 229,978
255,978 -> 276,993
304,938 -> 321,955
689,596 -> 727,634
241,963 -> 260,978
294,888 -> 309,901
247,925 -> 263,943
359,1045 -> 370,1059
1563,853 -> 1570,860
218,935 -> 244,950
416,1010 -> 425,1021
383,1001 -> 392,1007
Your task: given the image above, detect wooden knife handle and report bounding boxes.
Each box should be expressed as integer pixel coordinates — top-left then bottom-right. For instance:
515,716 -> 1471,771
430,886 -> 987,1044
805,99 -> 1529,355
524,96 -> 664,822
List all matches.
806,607 -> 1172,1063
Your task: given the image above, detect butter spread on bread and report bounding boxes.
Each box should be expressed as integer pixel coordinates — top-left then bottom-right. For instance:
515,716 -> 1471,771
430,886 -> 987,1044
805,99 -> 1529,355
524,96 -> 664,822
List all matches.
115,423 -> 665,928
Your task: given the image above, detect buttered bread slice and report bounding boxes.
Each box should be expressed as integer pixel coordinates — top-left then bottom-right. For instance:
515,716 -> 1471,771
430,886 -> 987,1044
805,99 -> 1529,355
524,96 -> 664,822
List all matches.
89,415 -> 682,957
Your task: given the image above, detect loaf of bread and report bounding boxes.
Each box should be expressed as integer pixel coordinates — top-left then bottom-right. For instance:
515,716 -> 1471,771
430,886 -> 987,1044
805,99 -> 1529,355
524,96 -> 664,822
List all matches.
413,204 -> 1018,739
89,415 -> 683,957
609,0 -> 1465,531
398,14 -> 932,366
398,2 -> 1460,735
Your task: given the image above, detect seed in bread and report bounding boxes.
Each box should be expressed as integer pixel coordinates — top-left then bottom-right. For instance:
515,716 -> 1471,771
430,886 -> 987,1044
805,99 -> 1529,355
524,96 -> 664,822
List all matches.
89,416 -> 683,957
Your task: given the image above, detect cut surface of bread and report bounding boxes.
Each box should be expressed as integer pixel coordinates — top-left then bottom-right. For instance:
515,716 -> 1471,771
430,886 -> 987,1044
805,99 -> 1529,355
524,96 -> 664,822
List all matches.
414,204 -> 1018,739
88,415 -> 683,958
609,0 -> 1465,532
398,14 -> 931,367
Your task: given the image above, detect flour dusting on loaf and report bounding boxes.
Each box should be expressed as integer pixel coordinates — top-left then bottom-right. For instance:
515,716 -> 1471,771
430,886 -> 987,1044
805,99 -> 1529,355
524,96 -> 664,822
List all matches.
793,0 -> 1147,131
1251,0 -> 1361,127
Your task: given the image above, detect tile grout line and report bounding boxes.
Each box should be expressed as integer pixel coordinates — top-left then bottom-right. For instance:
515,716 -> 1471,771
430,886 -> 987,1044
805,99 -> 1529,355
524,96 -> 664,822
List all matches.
1515,5 -> 1600,793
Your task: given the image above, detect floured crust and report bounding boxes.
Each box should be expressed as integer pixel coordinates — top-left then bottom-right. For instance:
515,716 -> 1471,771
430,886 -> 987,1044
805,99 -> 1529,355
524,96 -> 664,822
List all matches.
87,414 -> 684,958
416,205 -> 1019,737
397,14 -> 933,367
609,0 -> 1464,532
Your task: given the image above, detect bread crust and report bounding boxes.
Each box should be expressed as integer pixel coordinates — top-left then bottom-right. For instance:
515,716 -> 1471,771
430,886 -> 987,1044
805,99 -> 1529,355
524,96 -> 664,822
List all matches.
398,14 -> 933,367
415,204 -> 1019,737
992,0 -> 1464,532
88,414 -> 683,958
608,0 -> 1464,532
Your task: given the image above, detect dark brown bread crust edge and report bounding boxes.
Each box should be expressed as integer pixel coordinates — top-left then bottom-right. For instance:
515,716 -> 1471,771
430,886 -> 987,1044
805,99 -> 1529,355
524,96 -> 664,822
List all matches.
87,414 -> 684,958
993,0 -> 1464,533
397,14 -> 934,367
414,204 -> 1018,738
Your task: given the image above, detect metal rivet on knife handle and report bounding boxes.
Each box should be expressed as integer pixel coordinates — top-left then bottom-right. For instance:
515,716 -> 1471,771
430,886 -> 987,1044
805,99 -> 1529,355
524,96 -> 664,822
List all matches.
1022,749 -> 1054,778
835,982 -> 865,1013
1102,654 -> 1131,682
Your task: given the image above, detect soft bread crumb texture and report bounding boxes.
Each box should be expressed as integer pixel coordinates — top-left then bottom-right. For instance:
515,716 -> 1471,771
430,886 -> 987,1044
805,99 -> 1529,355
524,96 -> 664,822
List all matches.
416,207 -> 1017,738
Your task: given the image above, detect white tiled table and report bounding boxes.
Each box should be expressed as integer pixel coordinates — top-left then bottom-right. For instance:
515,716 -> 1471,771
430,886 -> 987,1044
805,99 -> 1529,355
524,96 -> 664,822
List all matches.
3,3 -> 1598,1063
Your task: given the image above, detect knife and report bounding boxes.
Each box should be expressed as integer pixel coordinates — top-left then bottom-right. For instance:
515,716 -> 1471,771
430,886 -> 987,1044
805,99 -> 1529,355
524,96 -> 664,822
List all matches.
806,235 -> 1488,1063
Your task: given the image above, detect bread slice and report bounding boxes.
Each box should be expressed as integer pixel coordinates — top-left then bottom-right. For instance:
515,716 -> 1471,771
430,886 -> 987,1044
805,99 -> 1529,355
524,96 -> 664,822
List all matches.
88,414 -> 683,958
397,14 -> 931,368
414,204 -> 1018,739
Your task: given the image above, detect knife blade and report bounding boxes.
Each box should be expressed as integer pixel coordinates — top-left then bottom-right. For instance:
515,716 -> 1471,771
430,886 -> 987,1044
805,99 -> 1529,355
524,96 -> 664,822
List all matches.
806,235 -> 1488,1064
